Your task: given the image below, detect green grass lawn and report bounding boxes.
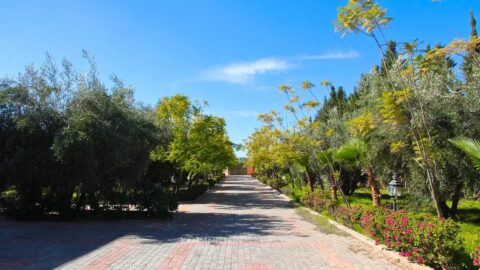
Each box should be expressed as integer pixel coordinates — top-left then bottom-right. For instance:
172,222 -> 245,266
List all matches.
452,200 -> 480,252
282,185 -> 480,253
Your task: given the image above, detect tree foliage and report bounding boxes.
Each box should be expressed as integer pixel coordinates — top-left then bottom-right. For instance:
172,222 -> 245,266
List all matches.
246,1 -> 480,218
0,54 -> 235,219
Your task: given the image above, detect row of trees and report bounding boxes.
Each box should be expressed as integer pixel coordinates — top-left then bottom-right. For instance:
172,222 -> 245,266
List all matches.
246,0 -> 480,219
0,52 -> 236,219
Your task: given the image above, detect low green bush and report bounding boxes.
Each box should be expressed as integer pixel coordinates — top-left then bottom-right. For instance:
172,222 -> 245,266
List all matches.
176,183 -> 209,201
137,186 -> 178,218
331,205 -> 364,229
0,187 -> 20,216
0,187 -> 44,219
257,175 -> 269,184
266,178 -> 287,190
301,191 -> 338,214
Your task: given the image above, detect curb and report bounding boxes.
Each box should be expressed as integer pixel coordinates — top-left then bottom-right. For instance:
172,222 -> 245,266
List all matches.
256,178 -> 432,270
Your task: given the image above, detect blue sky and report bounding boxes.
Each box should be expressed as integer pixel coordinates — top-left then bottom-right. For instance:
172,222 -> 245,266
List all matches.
1,0 -> 480,156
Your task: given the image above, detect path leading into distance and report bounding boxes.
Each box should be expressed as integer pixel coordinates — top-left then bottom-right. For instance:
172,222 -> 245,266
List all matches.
0,175 -> 406,270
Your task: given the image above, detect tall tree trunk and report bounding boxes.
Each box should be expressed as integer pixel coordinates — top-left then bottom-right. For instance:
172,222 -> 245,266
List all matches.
306,169 -> 314,192
450,182 -> 463,218
366,165 -> 381,207
438,200 -> 451,219
425,168 -> 449,219
288,171 -> 295,189
327,169 -> 338,201
316,173 -> 325,190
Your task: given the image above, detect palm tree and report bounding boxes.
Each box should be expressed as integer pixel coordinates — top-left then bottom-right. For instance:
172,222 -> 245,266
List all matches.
334,139 -> 382,207
292,154 -> 315,192
317,149 -> 338,201
317,148 -> 351,207
450,137 -> 480,171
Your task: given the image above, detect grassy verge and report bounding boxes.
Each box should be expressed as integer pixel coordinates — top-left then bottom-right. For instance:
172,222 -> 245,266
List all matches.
295,207 -> 349,236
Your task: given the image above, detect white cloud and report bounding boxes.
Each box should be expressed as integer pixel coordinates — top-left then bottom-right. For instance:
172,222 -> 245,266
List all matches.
201,50 -> 360,84
202,58 -> 290,84
298,50 -> 360,60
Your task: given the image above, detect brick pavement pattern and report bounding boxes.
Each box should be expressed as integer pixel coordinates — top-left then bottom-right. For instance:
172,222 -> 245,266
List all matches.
0,175 -> 406,270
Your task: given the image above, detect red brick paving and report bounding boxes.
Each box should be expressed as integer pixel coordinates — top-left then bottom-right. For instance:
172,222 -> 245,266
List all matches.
83,239 -> 140,270
0,176 -> 405,270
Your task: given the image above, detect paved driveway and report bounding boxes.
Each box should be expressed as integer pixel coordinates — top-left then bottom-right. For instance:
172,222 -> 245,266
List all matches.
0,175 -> 404,270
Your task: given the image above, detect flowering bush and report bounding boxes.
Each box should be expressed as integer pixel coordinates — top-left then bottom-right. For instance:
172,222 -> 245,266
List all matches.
358,208 -> 466,268
473,245 -> 480,267
331,205 -> 363,228
301,191 -> 338,213
296,189 -> 473,267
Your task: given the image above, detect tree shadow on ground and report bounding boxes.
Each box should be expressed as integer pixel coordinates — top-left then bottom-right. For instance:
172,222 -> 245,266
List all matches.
0,176 -> 298,269
195,187 -> 295,210
0,211 -> 293,269
457,207 -> 480,224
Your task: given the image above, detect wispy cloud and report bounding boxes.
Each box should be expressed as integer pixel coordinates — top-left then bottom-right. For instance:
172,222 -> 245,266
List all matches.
201,50 -> 360,84
202,58 -> 290,84
298,50 -> 360,60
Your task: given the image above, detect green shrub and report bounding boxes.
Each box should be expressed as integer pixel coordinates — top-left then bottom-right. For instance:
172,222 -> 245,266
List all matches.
266,178 -> 287,190
280,186 -> 293,197
207,175 -> 224,187
302,191 -> 338,214
331,205 -> 363,229
0,187 -> 43,219
0,187 -> 19,216
176,183 -> 209,201
257,175 -> 269,183
137,186 -> 178,218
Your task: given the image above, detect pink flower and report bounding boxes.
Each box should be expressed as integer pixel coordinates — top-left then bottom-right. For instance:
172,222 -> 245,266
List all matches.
417,256 -> 423,264
473,258 -> 479,266
375,240 -> 379,245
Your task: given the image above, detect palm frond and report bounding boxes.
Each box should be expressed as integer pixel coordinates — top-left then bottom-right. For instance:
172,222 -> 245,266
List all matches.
449,137 -> 480,171
334,138 -> 368,166
317,148 -> 334,165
